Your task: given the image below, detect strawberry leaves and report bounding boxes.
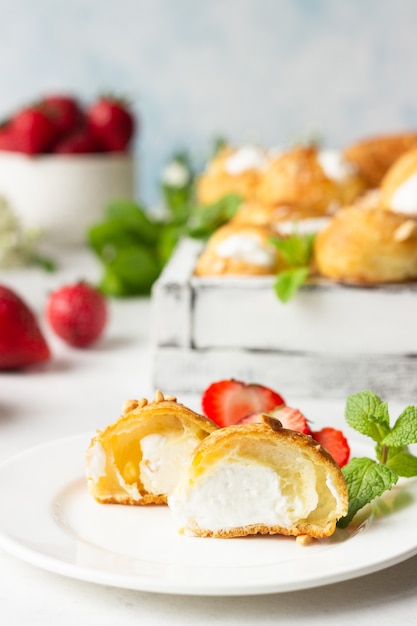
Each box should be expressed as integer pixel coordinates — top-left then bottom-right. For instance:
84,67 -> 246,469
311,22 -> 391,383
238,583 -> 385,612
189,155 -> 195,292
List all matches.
337,390 -> 417,528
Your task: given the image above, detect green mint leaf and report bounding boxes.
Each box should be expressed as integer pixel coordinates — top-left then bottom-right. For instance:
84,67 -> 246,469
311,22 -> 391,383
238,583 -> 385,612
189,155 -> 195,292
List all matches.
104,200 -> 160,245
337,457 -> 398,528
344,390 -> 391,443
382,406 -> 417,447
274,267 -> 310,303
385,446 -> 417,477
186,194 -> 242,239
100,245 -> 161,296
270,232 -> 315,267
29,252 -> 57,272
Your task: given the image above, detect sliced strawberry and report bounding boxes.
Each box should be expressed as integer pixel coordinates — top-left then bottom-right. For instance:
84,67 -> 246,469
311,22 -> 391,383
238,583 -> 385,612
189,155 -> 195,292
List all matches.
311,427 -> 350,467
269,405 -> 311,434
201,379 -> 285,428
237,405 -> 311,434
236,412 -> 265,425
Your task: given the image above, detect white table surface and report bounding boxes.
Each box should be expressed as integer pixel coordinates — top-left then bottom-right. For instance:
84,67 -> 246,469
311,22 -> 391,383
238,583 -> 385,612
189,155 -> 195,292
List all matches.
1,246 -> 416,626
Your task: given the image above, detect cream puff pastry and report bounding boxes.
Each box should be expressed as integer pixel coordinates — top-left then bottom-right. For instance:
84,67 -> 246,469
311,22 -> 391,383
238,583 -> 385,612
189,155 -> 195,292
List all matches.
86,390 -> 218,505
256,146 -> 364,216
343,132 -> 417,188
315,206 -> 417,284
168,416 -> 348,539
230,199 -> 329,230
194,222 -> 282,276
196,144 -> 269,205
380,147 -> 417,216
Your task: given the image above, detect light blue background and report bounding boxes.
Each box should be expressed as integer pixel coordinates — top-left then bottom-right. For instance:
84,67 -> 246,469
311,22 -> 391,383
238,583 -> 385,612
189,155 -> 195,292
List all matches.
0,0 -> 415,204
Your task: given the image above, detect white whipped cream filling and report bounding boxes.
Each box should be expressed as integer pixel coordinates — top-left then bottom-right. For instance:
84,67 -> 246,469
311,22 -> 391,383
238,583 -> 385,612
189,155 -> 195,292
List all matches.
276,216 -> 330,236
169,460 -> 319,532
215,234 -> 276,267
224,145 -> 268,175
318,149 -> 357,182
86,441 -> 107,481
391,173 -> 417,214
139,432 -> 201,496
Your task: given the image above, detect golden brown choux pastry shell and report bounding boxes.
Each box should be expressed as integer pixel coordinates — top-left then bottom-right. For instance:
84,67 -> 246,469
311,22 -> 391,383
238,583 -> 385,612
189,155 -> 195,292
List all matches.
256,146 -> 363,215
380,147 -> 417,215
231,200 -> 330,229
196,145 -> 267,205
168,416 -> 348,539
86,390 -> 217,505
343,132 -> 417,188
194,222 -> 282,276
315,207 -> 417,284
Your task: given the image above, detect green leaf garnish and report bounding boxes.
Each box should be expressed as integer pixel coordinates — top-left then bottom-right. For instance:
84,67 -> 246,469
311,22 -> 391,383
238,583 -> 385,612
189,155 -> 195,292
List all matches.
337,390 -> 417,528
186,193 -> 242,240
344,390 -> 391,443
274,267 -> 310,303
271,231 -> 315,267
338,458 -> 398,528
270,231 -> 316,303
381,406 -> 417,447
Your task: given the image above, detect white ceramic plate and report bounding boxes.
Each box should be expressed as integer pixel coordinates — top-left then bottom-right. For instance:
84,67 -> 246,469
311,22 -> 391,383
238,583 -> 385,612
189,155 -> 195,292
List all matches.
0,433 -> 416,596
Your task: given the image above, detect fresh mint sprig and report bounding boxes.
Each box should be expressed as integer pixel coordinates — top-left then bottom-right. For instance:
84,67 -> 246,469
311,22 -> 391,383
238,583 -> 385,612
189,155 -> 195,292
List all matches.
337,390 -> 417,528
270,231 -> 316,303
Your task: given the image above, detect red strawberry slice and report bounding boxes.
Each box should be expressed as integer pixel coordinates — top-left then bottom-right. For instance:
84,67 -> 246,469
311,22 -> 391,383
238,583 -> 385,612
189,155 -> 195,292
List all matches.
311,427 -> 350,467
0,285 -> 51,369
269,405 -> 311,434
201,379 -> 285,428
237,405 -> 311,434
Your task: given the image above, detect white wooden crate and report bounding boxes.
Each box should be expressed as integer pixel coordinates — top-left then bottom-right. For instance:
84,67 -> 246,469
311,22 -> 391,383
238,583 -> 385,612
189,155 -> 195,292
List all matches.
150,238 -> 417,400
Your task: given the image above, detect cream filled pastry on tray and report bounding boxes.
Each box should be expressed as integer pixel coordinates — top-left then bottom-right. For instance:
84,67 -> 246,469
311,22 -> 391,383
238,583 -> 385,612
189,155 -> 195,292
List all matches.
86,390 -> 217,505
168,415 -> 348,539
196,144 -> 269,205
343,132 -> 417,189
231,199 -> 331,235
256,145 -> 365,216
380,147 -> 417,216
194,222 -> 282,276
315,205 -> 417,284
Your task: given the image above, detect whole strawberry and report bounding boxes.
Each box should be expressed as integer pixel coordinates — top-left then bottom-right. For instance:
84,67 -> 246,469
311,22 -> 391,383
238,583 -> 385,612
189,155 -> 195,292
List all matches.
53,127 -> 99,154
0,285 -> 51,369
46,282 -> 108,348
9,106 -> 56,154
87,96 -> 135,152
40,94 -> 84,139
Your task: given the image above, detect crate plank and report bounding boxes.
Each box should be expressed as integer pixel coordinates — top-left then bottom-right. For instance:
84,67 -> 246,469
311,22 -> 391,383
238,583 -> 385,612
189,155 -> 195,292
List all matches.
151,238 -> 417,399
152,346 -> 417,401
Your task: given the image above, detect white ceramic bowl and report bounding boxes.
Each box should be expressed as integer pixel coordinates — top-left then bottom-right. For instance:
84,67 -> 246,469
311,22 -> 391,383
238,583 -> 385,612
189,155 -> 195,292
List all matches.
0,152 -> 135,246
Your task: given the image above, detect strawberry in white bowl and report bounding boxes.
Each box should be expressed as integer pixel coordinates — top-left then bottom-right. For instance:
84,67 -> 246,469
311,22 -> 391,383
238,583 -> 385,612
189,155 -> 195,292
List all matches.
0,93 -> 137,246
